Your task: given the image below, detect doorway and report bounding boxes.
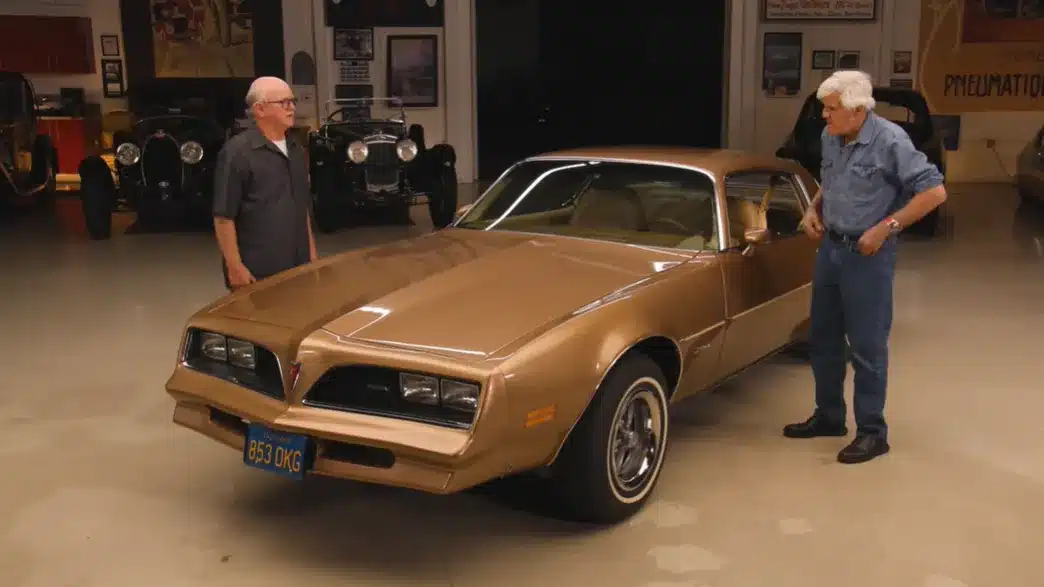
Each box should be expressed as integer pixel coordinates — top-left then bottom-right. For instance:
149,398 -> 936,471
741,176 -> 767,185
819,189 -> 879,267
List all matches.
475,0 -> 728,181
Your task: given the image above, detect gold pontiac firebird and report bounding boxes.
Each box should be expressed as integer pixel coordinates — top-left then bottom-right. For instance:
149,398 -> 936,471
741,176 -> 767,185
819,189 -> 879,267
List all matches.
165,146 -> 819,524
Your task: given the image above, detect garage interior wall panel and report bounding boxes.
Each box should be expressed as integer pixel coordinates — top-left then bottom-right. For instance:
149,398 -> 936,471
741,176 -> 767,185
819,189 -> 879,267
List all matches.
1,0 -> 124,111
728,0 -> 1044,183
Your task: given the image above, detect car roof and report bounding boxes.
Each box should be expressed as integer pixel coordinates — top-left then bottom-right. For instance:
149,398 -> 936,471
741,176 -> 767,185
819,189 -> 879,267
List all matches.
526,146 -> 807,177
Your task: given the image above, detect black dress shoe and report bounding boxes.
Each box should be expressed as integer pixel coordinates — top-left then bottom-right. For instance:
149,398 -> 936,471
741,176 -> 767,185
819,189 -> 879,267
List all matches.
837,434 -> 890,464
782,414 -> 848,438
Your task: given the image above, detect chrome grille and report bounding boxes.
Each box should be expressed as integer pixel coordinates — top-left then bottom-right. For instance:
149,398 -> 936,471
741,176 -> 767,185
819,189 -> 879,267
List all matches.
141,132 -> 182,188
363,137 -> 399,189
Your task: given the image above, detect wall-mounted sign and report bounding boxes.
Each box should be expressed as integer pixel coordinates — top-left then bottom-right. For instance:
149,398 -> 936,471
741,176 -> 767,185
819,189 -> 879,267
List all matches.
918,0 -> 1044,113
762,32 -> 803,97
763,0 -> 877,21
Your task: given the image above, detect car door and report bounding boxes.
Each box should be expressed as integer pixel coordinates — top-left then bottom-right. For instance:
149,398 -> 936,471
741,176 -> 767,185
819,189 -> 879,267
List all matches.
714,168 -> 817,380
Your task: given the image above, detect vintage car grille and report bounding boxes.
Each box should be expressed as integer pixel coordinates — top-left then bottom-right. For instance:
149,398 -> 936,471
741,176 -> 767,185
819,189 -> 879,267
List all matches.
141,132 -> 182,188
363,138 -> 400,189
303,365 -> 476,429
181,328 -> 284,400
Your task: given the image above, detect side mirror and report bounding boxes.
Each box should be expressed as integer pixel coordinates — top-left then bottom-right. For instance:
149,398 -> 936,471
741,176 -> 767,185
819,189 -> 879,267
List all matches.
454,204 -> 472,221
741,227 -> 769,257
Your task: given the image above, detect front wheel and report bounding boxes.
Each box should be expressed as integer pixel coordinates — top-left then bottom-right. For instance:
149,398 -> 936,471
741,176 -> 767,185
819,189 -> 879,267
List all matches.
549,354 -> 670,524
78,156 -> 116,240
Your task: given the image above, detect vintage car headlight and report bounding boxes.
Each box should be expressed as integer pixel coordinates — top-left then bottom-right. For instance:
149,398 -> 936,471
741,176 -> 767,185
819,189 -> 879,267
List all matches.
179,140 -> 204,164
197,331 -> 256,370
347,140 -> 369,164
396,139 -> 418,162
399,373 -> 480,411
115,142 -> 140,166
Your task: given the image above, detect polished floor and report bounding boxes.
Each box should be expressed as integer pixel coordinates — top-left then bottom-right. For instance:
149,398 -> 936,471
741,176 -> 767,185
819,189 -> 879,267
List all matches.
1,183 -> 1043,587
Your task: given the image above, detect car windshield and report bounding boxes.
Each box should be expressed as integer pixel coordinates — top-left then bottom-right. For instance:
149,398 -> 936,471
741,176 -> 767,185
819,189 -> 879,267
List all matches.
133,115 -> 220,138
456,159 -> 720,251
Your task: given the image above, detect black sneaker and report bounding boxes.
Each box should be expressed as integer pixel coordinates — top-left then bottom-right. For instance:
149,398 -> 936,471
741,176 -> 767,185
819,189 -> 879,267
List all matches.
782,414 -> 848,439
837,434 -> 890,464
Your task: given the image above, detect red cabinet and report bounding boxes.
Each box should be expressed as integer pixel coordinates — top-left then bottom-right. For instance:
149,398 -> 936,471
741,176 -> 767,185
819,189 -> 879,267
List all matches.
0,16 -> 95,75
38,118 -> 86,175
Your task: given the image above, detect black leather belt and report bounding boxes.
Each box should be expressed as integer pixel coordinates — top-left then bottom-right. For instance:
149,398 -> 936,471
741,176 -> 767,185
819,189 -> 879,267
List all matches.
825,228 -> 863,244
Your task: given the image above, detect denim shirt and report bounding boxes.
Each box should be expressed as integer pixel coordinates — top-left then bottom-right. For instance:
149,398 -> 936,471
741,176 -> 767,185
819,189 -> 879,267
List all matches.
820,111 -> 945,235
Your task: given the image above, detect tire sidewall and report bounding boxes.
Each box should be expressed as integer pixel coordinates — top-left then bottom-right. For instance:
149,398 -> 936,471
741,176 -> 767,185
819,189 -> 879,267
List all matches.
602,375 -> 669,505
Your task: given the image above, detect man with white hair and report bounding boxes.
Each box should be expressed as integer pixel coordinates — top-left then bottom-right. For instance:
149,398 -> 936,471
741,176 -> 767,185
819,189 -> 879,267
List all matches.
782,70 -> 947,464
212,76 -> 318,290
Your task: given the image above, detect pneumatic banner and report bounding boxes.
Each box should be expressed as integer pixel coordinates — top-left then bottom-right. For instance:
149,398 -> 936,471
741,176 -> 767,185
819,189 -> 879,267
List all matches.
918,0 -> 1044,114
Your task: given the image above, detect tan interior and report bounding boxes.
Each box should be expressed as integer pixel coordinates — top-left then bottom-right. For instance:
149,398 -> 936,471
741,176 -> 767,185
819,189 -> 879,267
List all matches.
569,187 -> 650,232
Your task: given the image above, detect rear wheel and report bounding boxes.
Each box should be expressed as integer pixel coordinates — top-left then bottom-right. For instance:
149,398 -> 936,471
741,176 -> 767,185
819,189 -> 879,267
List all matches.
549,354 -> 670,524
78,156 -> 116,240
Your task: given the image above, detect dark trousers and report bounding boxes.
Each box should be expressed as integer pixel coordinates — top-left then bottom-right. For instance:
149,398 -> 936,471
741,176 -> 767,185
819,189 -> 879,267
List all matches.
808,234 -> 897,440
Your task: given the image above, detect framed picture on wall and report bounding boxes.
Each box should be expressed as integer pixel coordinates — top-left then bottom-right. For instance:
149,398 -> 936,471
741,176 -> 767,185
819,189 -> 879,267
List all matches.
889,77 -> 913,89
837,51 -> 861,69
762,32 -> 803,97
811,50 -> 836,70
892,50 -> 912,74
101,59 -> 125,98
100,34 -> 120,57
334,28 -> 374,61
386,34 -> 439,108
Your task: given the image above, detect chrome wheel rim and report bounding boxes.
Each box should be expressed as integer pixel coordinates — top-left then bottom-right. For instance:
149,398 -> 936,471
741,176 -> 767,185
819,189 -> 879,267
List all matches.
608,383 -> 664,496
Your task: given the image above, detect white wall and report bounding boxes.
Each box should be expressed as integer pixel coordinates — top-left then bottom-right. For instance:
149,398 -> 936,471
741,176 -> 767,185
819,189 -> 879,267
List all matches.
1,0 -> 126,112
726,0 -> 1043,183
727,0 -> 919,154
297,0 -> 477,182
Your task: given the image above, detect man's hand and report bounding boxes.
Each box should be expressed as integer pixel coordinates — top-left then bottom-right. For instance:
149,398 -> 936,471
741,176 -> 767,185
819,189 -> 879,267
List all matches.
799,207 -> 824,240
227,262 -> 255,289
856,223 -> 891,256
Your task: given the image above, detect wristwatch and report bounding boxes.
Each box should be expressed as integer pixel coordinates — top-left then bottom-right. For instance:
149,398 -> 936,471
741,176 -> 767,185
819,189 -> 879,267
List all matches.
885,217 -> 902,234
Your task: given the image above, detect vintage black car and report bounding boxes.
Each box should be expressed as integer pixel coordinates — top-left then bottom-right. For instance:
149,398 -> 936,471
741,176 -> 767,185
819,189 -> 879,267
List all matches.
308,97 -> 458,232
1015,122 -> 1044,208
77,80 -> 247,239
775,87 -> 947,237
0,71 -> 57,220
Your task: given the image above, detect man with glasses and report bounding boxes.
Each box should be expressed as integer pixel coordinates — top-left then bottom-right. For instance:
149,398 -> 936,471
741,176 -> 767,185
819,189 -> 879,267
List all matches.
212,76 -> 318,290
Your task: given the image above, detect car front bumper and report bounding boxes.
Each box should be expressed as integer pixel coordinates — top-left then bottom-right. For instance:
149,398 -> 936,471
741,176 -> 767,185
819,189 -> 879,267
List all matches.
165,361 -> 514,495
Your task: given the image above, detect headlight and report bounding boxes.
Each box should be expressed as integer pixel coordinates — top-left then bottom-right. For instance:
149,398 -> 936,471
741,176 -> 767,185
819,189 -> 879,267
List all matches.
399,373 -> 480,411
115,142 -> 140,166
399,373 -> 439,406
396,139 -> 418,162
440,380 -> 480,412
347,140 -> 368,164
196,331 -> 256,370
179,140 -> 203,164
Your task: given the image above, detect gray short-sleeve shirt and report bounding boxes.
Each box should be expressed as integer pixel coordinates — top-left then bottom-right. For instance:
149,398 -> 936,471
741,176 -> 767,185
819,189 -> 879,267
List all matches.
212,126 -> 312,282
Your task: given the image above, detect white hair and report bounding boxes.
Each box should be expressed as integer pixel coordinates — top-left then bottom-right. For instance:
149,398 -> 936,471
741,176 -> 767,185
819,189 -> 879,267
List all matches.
244,76 -> 289,110
817,70 -> 876,110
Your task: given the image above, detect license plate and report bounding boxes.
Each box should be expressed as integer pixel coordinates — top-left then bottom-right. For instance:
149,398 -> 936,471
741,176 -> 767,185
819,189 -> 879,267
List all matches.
243,423 -> 311,480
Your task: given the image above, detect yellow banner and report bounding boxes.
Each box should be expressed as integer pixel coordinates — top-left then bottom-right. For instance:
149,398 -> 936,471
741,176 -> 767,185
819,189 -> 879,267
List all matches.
918,0 -> 1044,113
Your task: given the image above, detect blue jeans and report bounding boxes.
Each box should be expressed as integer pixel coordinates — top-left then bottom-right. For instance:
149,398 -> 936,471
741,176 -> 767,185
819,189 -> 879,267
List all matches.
809,235 -> 897,440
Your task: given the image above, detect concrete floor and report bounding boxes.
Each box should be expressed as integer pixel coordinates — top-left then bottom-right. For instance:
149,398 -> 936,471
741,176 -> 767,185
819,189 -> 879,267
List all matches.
1,183 -> 1043,587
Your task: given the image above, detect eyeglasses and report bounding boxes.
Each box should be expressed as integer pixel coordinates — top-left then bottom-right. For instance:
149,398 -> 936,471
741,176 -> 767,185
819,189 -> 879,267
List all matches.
262,98 -> 298,109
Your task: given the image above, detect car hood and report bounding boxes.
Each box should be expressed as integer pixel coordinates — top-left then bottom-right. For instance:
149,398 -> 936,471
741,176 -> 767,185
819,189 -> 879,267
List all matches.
205,229 -> 692,360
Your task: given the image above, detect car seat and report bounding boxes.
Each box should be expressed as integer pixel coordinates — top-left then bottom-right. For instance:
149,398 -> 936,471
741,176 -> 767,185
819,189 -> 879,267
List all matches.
569,186 -> 649,232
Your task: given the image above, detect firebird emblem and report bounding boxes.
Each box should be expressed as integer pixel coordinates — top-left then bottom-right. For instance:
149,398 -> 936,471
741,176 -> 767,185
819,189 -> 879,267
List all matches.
153,130 -> 165,138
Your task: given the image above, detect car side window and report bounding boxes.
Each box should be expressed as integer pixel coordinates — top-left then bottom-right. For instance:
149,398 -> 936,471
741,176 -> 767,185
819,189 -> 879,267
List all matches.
723,171 -> 806,247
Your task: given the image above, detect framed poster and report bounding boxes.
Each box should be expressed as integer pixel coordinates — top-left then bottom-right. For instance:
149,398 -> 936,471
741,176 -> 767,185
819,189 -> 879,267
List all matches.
386,34 -> 439,107
762,32 -> 803,97
812,50 -> 836,70
334,28 -> 374,61
100,34 -> 120,57
101,59 -> 125,98
763,0 -> 876,21
892,50 -> 912,74
889,77 -> 914,89
837,51 -> 861,69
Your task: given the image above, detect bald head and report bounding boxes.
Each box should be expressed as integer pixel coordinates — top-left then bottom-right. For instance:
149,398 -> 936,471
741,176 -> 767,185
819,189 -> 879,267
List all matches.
245,76 -> 295,135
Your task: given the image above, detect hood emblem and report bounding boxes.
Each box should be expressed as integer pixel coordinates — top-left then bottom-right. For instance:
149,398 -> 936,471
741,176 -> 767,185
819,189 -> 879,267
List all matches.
288,361 -> 302,391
